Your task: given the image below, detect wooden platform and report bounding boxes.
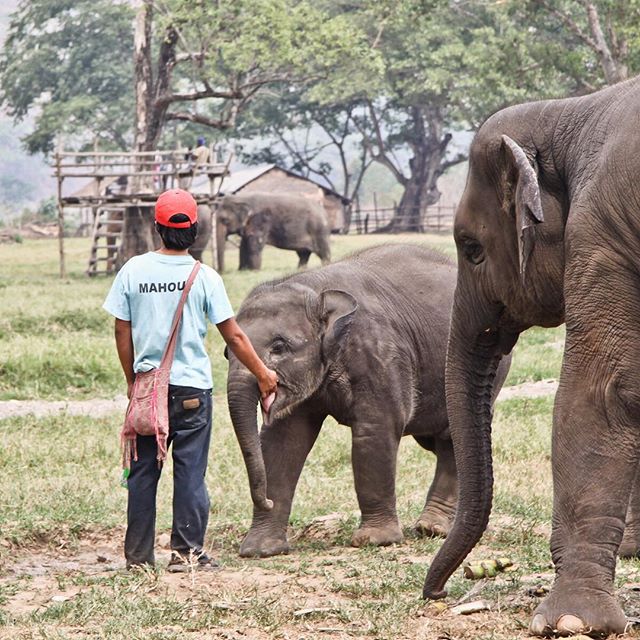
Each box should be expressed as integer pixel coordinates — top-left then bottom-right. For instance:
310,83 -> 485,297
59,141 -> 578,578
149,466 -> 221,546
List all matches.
53,148 -> 231,277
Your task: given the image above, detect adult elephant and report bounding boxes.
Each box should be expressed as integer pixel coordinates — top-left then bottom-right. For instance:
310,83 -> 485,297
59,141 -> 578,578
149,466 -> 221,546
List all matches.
187,204 -> 213,263
215,193 -> 331,271
422,77 -> 640,637
226,244 -> 510,558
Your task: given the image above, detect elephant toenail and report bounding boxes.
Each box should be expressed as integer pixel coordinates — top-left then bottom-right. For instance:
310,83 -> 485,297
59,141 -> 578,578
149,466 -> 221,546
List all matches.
530,614 -> 550,635
556,614 -> 584,635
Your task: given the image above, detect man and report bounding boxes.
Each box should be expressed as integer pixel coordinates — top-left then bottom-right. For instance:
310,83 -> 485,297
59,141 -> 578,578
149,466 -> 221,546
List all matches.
103,188 -> 277,572
192,136 -> 210,170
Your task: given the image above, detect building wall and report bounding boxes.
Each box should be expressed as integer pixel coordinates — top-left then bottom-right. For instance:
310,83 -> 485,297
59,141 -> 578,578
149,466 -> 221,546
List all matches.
237,168 -> 345,231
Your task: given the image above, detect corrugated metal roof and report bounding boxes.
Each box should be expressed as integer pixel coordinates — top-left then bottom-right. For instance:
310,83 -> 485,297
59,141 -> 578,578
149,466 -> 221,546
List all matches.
194,163 -> 350,203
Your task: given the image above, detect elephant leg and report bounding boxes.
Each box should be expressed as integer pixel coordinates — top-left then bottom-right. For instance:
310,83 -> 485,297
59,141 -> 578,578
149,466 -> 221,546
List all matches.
296,249 -> 311,269
530,266 -> 638,637
351,423 -> 403,547
618,462 -> 640,558
239,236 -> 251,270
413,436 -> 457,538
316,237 -> 331,265
239,412 -> 323,558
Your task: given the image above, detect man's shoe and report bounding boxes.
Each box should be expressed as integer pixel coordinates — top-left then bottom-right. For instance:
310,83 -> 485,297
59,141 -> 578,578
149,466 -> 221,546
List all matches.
166,551 -> 220,573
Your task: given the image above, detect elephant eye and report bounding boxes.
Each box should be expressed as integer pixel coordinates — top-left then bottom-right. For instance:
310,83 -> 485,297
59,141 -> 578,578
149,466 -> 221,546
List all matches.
461,237 -> 485,265
270,336 -> 289,355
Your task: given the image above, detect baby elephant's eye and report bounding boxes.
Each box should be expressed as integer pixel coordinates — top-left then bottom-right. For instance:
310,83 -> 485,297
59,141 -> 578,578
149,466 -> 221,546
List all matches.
270,338 -> 288,355
461,238 -> 485,265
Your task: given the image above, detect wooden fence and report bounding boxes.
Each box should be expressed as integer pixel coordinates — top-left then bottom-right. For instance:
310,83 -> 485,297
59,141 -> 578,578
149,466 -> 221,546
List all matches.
350,203 -> 456,234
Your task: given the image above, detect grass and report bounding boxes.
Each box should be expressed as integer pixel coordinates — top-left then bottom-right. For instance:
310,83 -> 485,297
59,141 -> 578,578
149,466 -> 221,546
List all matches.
3,233 -> 631,640
1,395 -> 605,640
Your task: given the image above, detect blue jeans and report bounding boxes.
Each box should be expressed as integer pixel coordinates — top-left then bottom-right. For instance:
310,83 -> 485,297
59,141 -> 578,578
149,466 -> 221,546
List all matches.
124,385 -> 213,567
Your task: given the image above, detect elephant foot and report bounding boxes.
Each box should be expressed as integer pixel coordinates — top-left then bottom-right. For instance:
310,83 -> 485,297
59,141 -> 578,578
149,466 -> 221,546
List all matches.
239,532 -> 290,558
529,580 -> 627,637
619,527 -> 640,558
414,510 -> 453,538
351,521 -> 403,548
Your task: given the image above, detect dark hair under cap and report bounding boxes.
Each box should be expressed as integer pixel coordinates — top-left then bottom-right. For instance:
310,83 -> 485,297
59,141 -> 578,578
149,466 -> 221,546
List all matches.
156,213 -> 198,250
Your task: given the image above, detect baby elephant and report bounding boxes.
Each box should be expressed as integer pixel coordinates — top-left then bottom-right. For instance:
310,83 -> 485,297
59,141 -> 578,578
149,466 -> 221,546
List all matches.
226,244 -> 510,557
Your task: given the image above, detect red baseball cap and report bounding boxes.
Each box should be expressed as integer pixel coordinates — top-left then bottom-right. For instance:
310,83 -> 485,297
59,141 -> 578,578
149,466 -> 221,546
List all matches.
155,189 -> 198,228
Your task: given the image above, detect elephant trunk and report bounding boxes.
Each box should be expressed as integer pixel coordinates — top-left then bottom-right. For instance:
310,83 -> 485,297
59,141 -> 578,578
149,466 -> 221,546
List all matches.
422,289 -> 504,599
216,221 -> 227,272
227,369 -> 273,512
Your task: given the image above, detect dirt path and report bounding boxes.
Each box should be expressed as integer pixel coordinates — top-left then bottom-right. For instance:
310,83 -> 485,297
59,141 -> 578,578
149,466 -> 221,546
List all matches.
0,395 -> 129,420
0,381 -> 559,421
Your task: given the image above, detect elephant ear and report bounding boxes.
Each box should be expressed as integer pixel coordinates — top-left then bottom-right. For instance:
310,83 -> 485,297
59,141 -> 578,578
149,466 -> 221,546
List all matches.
317,290 -> 358,363
244,210 -> 269,233
501,135 -> 544,283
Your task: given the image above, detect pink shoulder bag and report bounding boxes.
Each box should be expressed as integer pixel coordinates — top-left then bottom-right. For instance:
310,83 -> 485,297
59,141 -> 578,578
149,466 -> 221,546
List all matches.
121,262 -> 202,470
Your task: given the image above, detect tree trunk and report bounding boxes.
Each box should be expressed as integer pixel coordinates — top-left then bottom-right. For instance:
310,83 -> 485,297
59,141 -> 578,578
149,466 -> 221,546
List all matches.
124,0 -> 158,266
146,26 -> 178,150
118,206 -> 159,267
384,107 -> 453,233
133,0 -> 153,157
585,2 -> 628,84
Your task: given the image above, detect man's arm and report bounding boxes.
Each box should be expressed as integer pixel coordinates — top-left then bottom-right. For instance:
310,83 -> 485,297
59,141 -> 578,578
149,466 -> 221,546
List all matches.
216,317 -> 277,397
114,318 -> 135,396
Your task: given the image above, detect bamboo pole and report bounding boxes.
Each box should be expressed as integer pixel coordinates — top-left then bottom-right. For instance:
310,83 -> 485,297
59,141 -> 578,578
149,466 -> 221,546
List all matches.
56,149 -> 66,279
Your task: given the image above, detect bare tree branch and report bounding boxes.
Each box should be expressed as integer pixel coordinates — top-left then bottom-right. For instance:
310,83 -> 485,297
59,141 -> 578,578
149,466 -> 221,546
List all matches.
364,99 -> 407,186
166,110 -> 236,129
156,87 -> 243,105
584,1 -> 626,83
539,0 -> 598,49
540,0 -> 627,84
442,152 -> 468,172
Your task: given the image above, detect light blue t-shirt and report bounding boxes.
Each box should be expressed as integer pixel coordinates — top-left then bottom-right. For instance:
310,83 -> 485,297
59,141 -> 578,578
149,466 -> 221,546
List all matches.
102,252 -> 234,389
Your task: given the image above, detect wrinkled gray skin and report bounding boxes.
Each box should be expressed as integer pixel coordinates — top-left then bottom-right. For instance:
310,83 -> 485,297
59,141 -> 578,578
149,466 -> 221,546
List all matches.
215,193 -> 331,271
187,204 -> 212,262
422,77 -> 640,637
226,244 -> 510,558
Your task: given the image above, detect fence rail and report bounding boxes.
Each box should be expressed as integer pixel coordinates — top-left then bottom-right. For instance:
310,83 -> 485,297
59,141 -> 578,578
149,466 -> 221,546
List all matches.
350,204 -> 456,234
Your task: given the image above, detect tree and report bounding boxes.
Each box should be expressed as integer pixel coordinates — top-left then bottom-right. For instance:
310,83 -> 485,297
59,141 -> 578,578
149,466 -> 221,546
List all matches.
355,0 -> 590,231
1,0 -> 380,155
0,0 -> 135,154
123,0 -> 381,255
524,0 -> 640,90
240,0 -> 576,232
238,93 -> 374,207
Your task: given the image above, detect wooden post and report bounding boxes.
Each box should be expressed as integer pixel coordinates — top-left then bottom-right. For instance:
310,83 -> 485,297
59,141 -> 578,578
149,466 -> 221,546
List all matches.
55,147 -> 66,279
373,192 -> 378,231
210,207 -> 218,269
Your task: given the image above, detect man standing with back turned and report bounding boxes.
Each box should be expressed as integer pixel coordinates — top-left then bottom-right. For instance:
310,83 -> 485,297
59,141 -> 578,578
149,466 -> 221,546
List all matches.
103,188 -> 277,571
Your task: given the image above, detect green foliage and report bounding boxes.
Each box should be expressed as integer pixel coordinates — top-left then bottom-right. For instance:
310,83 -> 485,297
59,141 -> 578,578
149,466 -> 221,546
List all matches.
520,0 -> 640,87
36,196 -> 57,222
0,0 -> 135,154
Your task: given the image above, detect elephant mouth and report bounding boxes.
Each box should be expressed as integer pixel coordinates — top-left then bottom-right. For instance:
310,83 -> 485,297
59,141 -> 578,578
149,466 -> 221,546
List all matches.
260,391 -> 277,426
258,379 -> 303,427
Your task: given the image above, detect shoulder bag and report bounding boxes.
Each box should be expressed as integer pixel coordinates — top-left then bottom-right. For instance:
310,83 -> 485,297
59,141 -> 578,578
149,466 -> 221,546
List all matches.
121,261 -> 202,470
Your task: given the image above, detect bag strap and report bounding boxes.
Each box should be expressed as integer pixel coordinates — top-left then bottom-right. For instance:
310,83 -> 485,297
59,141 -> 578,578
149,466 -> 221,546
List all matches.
158,261 -> 202,371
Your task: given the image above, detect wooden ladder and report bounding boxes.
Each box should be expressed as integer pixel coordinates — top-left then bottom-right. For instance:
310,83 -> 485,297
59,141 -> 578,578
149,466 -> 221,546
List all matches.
86,208 -> 124,276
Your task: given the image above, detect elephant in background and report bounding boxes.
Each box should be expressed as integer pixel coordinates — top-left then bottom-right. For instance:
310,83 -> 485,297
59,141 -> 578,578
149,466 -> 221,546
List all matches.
226,244 -> 510,558
187,204 -> 212,263
422,76 -> 640,637
215,192 -> 331,271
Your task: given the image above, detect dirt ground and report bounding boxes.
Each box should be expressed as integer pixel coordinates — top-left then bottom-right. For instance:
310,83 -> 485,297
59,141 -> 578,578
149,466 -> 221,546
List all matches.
0,380 -> 577,639
0,525 -> 553,640
3,521 -> 640,640
0,380 -> 559,422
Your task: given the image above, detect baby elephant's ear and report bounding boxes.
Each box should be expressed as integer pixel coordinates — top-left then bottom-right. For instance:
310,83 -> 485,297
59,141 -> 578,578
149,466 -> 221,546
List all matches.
501,135 -> 544,283
318,290 -> 358,362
